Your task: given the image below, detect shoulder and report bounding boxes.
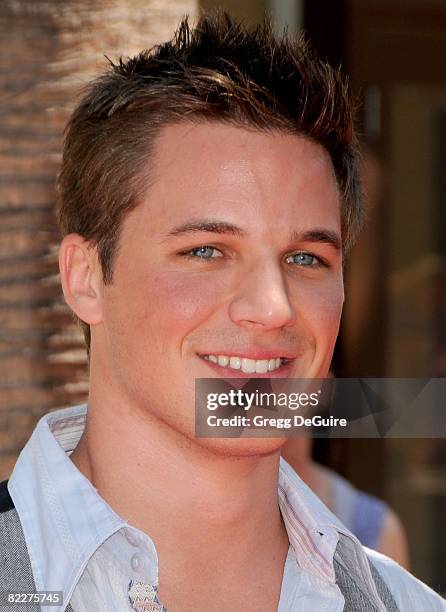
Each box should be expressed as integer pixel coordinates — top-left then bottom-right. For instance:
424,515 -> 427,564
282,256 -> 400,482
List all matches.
365,547 -> 446,611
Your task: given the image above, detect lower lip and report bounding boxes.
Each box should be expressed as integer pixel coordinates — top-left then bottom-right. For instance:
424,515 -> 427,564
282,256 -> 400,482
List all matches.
198,356 -> 295,378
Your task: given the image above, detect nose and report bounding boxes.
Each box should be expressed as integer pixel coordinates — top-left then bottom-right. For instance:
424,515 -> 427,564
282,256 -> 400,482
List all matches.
228,260 -> 296,330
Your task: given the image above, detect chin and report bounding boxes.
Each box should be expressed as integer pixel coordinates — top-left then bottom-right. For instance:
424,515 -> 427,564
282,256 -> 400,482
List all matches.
193,435 -> 288,459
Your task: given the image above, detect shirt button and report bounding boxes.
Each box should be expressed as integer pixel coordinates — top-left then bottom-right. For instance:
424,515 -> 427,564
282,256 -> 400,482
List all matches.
131,552 -> 148,573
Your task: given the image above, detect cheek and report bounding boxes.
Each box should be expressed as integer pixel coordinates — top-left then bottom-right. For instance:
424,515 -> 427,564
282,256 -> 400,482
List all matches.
127,270 -> 226,341
294,279 -> 344,341
102,270 -> 227,390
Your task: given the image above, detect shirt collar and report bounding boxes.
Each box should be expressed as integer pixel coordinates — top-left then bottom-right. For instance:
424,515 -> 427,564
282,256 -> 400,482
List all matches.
9,405 -> 125,608
279,457 -> 339,582
9,404 -> 367,603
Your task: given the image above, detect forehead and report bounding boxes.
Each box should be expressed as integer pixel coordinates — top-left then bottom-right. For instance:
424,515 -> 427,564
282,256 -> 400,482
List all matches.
151,121 -> 336,186
129,121 -> 340,237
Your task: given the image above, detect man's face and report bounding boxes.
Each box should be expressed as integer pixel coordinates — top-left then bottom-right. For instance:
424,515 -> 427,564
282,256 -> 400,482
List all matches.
94,122 -> 344,452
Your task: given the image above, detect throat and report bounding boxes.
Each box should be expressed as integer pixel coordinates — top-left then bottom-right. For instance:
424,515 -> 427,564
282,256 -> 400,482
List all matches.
157,511 -> 290,612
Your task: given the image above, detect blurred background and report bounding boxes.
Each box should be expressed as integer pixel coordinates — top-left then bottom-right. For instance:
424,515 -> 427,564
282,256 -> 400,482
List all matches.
1,0 -> 445,594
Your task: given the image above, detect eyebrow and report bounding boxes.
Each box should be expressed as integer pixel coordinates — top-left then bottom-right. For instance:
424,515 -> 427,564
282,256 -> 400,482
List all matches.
163,219 -> 247,240
290,229 -> 342,251
163,218 -> 341,251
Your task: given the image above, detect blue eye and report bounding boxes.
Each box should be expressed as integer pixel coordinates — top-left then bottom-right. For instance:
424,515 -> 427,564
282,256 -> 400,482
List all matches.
183,246 -> 223,260
287,252 -> 320,266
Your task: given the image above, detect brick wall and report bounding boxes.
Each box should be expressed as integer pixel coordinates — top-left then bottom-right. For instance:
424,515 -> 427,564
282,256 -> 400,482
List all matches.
0,0 -> 197,480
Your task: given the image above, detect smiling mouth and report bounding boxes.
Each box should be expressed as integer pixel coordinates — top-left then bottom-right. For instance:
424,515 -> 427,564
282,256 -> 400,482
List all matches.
200,354 -> 292,374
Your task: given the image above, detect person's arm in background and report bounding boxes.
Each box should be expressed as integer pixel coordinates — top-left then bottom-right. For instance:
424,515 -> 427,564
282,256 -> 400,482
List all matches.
378,507 -> 410,569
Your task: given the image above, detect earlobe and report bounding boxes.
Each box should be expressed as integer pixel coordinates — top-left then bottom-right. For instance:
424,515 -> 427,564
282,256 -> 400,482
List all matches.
59,234 -> 103,325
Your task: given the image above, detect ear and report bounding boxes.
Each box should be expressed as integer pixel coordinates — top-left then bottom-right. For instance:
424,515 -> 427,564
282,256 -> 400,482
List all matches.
59,234 -> 103,325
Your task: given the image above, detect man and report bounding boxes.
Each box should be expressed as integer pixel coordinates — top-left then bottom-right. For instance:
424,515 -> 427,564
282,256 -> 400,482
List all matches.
1,12 -> 444,612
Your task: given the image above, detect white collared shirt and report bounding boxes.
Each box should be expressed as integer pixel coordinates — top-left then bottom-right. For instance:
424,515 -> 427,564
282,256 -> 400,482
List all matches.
8,404 -> 446,611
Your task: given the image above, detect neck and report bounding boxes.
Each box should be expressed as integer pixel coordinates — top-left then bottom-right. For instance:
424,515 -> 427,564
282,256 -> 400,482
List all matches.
71,387 -> 289,584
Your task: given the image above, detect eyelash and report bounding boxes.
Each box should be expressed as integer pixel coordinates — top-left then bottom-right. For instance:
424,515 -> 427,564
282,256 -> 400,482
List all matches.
285,252 -> 327,268
179,246 -> 224,261
179,246 -> 328,268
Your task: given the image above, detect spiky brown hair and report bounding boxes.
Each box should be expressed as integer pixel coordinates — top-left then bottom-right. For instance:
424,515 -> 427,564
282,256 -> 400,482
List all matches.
58,11 -> 362,352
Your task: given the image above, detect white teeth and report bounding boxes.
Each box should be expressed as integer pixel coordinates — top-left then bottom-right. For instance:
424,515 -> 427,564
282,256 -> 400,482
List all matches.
203,354 -> 283,373
229,356 -> 241,370
256,360 -> 268,374
241,358 -> 256,373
